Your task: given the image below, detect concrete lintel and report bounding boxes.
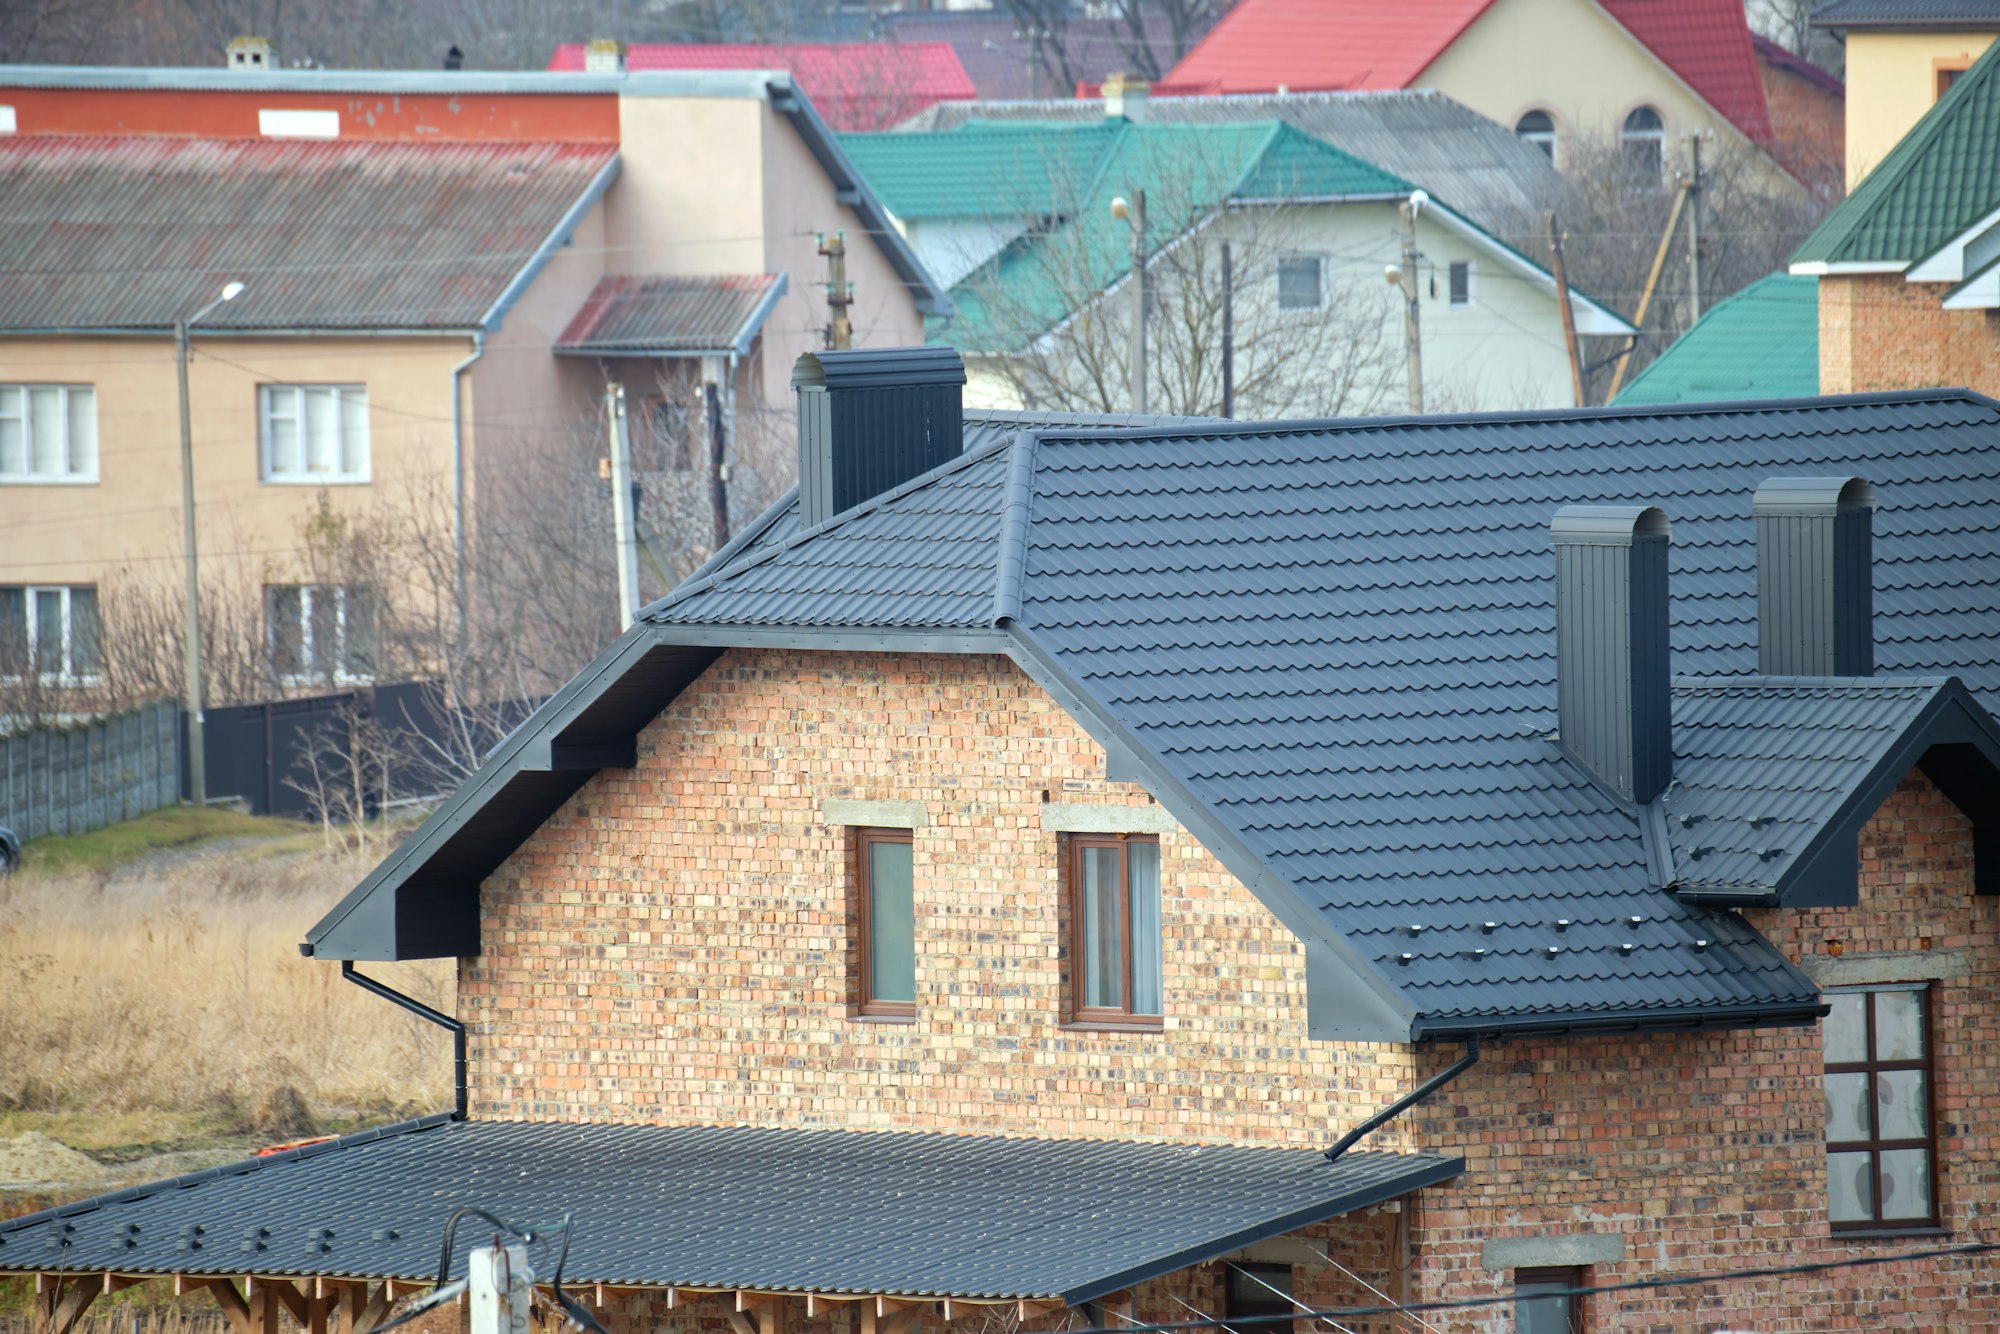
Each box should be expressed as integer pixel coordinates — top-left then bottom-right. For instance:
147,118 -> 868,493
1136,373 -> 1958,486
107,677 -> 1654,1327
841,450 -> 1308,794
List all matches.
1040,802 -> 1178,835
1480,1233 -> 1626,1271
824,798 -> 929,829
1799,949 -> 1969,986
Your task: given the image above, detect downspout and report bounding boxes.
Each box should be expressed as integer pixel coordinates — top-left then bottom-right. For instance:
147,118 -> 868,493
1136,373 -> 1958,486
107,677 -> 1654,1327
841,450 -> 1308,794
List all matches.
342,961 -> 468,1121
449,331 -> 485,654
1324,1039 -> 1479,1163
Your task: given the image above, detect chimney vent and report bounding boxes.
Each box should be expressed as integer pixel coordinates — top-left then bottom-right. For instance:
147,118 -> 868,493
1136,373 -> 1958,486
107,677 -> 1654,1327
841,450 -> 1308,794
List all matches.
226,36 -> 272,71
1753,476 -> 1875,676
1551,505 -> 1673,804
1104,71 -> 1151,122
793,347 -> 966,529
584,39 -> 626,75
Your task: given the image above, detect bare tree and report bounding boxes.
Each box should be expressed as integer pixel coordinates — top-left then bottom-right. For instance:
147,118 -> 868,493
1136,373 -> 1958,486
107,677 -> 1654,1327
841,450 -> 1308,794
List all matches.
994,0 -> 1224,92
282,697 -> 398,852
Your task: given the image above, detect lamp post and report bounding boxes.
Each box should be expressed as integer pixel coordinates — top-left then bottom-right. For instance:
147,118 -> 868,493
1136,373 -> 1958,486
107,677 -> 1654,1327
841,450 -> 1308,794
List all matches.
1111,190 -> 1147,413
177,280 -> 243,807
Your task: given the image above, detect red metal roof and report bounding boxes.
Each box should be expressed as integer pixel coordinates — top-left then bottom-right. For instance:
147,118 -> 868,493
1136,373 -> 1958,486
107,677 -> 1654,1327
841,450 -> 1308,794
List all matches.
1164,0 -> 1773,140
548,42 -> 976,130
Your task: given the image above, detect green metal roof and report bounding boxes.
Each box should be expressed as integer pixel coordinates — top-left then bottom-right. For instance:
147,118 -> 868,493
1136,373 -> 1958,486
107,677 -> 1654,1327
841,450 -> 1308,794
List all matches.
933,119 -> 1412,351
1791,36 -> 2000,267
1614,272 -> 1819,405
836,121 -> 1124,221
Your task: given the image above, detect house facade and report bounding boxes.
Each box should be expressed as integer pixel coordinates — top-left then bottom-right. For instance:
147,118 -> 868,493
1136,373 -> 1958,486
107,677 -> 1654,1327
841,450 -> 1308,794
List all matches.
9,361 -> 2000,1331
1812,0 -> 2000,187
0,60 -> 941,714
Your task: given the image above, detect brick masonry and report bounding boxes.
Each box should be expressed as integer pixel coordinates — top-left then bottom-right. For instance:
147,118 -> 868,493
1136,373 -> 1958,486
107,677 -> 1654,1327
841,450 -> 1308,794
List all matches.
1820,272 -> 2000,396
1757,52 -> 1844,200
468,651 -> 2000,1329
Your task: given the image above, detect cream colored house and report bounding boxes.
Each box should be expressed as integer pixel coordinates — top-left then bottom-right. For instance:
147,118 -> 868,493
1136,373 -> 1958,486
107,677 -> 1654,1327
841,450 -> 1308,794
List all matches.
1811,0 -> 2000,187
0,64 -> 942,709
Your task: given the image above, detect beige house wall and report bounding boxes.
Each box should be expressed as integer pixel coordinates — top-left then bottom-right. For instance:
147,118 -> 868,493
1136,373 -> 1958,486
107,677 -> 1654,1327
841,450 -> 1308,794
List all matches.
1843,29 -> 1998,187
1418,0 -> 1764,168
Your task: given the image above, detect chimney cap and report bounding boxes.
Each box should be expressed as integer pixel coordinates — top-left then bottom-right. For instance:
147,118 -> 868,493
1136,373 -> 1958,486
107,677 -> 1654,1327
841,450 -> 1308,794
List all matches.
1752,476 -> 1875,516
1550,504 -> 1670,546
793,346 -> 967,391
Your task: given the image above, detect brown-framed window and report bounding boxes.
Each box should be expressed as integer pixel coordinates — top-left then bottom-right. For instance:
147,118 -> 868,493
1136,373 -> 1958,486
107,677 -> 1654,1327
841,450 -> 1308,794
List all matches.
1224,1261 -> 1295,1331
854,828 -> 915,1017
1937,61 -> 1971,101
1824,983 -> 1939,1229
1512,1267 -> 1583,1333
1066,833 -> 1162,1024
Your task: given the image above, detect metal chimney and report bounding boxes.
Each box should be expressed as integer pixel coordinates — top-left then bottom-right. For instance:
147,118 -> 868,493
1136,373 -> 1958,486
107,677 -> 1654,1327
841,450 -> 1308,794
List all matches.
1551,505 -> 1673,804
1753,476 -> 1876,676
793,347 -> 966,529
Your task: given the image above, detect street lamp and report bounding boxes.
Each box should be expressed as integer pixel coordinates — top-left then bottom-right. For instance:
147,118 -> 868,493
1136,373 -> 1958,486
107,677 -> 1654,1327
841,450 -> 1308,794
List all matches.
1111,191 -> 1147,413
177,280 -> 243,808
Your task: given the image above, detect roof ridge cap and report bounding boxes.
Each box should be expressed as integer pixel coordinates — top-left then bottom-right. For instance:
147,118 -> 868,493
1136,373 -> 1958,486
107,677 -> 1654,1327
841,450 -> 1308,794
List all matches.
1672,673 -> 1952,690
991,431 -> 1041,625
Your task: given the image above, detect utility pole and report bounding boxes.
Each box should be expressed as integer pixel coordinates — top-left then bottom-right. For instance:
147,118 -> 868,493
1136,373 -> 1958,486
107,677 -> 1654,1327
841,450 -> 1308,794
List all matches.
1547,212 -> 1586,408
1220,240 -> 1235,418
818,232 -> 853,350
174,280 -> 242,808
1397,196 -> 1423,414
1686,134 -> 1704,324
605,381 -> 640,626
1113,189 -> 1148,413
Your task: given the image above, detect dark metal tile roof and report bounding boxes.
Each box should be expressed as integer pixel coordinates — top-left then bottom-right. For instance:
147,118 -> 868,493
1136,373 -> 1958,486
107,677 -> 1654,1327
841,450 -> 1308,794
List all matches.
1812,0 -> 2000,27
0,1118 -> 1459,1302
556,274 -> 784,355
645,390 -> 2000,1035
0,137 -> 616,331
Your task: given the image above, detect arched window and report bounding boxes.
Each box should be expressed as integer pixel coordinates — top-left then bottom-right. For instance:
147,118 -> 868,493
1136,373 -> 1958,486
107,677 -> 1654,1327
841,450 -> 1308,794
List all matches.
1516,109 -> 1557,163
1621,105 -> 1665,178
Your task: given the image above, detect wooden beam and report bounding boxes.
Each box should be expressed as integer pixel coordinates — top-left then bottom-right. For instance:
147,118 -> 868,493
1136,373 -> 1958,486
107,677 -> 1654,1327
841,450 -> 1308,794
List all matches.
183,1277 -> 253,1334
103,1275 -> 151,1295
249,1277 -> 308,1327
355,1283 -> 394,1334
256,1284 -> 282,1334
307,1294 -> 333,1334
1016,1300 -> 1066,1323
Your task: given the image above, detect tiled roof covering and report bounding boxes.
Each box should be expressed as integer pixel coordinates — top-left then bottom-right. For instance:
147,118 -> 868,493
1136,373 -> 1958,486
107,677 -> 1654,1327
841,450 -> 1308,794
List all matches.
556,274 -> 785,355
1813,0 -> 2000,28
0,137 -> 615,332
0,1117 -> 1459,1301
548,42 -> 975,130
894,91 -> 1561,238
647,390 -> 2000,1036
1163,0 -> 1771,141
1600,0 -> 1773,141
1792,37 -> 2000,266
933,120 -> 1410,352
838,123 -> 1124,220
1614,272 -> 1819,405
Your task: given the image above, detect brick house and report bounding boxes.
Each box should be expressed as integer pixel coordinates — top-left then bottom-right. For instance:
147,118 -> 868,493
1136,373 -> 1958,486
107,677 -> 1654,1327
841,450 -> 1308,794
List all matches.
7,365 -> 2000,1330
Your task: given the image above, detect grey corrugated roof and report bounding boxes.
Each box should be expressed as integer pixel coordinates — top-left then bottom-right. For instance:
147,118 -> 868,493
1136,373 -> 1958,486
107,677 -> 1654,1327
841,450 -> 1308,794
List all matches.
1812,0 -> 2000,27
555,274 -> 785,355
894,90 -> 1558,234
641,390 -> 2000,1037
0,137 -> 616,331
0,1117 -> 1459,1300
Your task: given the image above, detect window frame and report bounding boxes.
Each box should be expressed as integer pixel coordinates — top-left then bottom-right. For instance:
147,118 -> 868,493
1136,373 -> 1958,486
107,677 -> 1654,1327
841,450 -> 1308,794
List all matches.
1514,109 -> 1558,166
1223,1261 -> 1296,1329
1448,260 -> 1474,308
265,583 -> 374,687
1275,253 -> 1328,313
0,584 -> 101,686
854,826 -> 917,1020
1824,982 -> 1941,1232
1512,1266 -> 1584,1334
0,384 -> 98,484
1620,105 -> 1667,182
1065,831 -> 1163,1028
259,384 -> 370,484
1936,58 -> 1972,101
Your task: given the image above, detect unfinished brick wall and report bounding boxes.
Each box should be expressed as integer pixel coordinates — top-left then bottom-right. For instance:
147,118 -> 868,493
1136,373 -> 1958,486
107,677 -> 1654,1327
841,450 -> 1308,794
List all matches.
1406,771 -> 2000,1330
1758,58 -> 1844,199
465,649 -> 1415,1145
1820,272 -> 2000,395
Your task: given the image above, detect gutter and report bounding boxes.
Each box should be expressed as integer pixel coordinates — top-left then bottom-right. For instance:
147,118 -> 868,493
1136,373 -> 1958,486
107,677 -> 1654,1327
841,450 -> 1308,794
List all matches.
448,331 -> 485,649
338,961 -> 468,1120
479,154 -> 621,334
1324,1040 -> 1479,1163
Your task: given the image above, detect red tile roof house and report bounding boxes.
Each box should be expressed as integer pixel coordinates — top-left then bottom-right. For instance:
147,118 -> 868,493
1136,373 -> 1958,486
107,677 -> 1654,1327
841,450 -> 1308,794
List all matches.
549,42 -> 977,131
8,359 -> 2000,1329
1160,0 -> 1802,187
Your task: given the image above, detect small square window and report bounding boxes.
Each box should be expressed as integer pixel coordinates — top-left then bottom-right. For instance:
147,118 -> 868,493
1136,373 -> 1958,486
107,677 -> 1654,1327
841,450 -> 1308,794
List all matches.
1513,1267 -> 1583,1333
1449,261 -> 1472,307
1824,984 -> 1939,1229
856,828 -> 915,1017
1225,1262 -> 1294,1327
261,385 -> 369,483
0,385 -> 97,483
1067,833 -> 1161,1024
1276,255 -> 1325,311
0,584 -> 100,685
266,584 -> 375,686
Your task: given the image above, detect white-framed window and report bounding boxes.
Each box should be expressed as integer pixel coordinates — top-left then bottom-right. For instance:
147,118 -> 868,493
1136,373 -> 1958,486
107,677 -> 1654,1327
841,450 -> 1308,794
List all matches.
0,585 -> 102,685
1622,106 -> 1666,180
266,584 -> 376,685
1276,254 -> 1326,311
1515,110 -> 1557,165
260,385 -> 369,483
0,385 -> 98,483
1449,260 -> 1474,307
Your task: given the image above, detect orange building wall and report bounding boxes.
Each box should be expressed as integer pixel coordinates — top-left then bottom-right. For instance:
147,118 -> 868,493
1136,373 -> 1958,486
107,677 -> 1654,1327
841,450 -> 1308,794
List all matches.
0,86 -> 619,142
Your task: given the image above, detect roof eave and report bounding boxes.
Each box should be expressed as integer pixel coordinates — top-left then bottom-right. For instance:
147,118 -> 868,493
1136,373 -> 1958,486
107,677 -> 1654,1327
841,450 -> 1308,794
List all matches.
1414,997 -> 1829,1043
479,153 -> 620,334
